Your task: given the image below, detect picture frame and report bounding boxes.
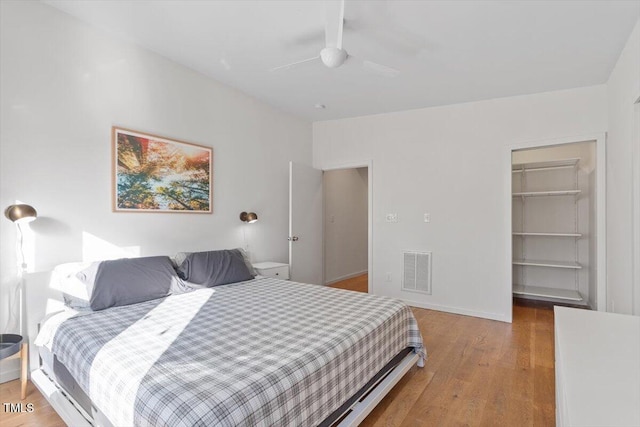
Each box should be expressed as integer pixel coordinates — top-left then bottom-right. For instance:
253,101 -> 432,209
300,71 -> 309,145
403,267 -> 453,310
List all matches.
112,127 -> 213,213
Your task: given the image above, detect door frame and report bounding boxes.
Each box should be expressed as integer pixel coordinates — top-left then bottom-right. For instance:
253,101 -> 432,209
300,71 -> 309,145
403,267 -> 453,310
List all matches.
322,160 -> 373,293
505,132 -> 607,321
633,95 -> 640,315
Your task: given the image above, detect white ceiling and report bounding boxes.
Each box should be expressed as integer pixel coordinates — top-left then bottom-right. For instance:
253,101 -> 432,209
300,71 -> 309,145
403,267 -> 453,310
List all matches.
43,0 -> 640,121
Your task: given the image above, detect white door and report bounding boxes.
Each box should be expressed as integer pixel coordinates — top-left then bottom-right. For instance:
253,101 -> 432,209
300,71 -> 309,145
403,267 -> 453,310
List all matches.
289,161 -> 323,284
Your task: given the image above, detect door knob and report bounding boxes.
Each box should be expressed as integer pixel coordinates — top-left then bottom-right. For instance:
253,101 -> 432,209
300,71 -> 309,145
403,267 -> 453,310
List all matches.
288,236 -> 299,241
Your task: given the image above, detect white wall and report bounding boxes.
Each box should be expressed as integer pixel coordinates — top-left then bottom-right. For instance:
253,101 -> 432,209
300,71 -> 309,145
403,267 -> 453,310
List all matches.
606,19 -> 640,316
0,0 -> 312,334
323,168 -> 368,284
314,86 -> 607,321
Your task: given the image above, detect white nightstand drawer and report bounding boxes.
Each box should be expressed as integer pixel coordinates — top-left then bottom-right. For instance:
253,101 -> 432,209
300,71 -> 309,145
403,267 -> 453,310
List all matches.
252,262 -> 290,280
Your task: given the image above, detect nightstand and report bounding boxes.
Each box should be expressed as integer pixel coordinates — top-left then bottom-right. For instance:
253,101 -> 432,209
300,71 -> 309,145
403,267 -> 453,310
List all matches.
252,262 -> 290,280
0,334 -> 28,399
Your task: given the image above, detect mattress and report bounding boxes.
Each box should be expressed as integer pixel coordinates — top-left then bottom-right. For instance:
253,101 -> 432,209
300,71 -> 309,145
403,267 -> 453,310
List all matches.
38,340 -> 412,427
36,277 -> 425,427
39,345 -> 111,425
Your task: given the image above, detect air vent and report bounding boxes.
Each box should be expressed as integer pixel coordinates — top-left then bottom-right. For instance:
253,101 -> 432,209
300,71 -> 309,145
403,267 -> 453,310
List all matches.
403,251 -> 432,294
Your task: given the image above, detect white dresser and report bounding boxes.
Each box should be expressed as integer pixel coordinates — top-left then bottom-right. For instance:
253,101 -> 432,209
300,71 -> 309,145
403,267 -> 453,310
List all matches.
554,306 -> 640,427
252,262 -> 290,280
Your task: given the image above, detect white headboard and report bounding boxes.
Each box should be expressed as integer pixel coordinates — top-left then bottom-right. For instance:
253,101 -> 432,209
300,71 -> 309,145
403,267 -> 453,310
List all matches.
24,270 -> 67,371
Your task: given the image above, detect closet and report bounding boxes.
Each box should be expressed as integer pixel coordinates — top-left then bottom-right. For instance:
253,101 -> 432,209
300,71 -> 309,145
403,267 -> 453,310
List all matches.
512,141 -> 596,308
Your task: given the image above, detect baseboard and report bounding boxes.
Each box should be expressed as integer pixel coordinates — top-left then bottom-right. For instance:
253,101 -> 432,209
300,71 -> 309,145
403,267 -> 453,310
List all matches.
324,270 -> 368,286
0,359 -> 20,383
403,299 -> 511,323
0,368 -> 20,384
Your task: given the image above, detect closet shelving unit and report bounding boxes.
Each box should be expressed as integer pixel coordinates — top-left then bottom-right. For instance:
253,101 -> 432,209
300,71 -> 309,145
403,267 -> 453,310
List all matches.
512,158 -> 585,304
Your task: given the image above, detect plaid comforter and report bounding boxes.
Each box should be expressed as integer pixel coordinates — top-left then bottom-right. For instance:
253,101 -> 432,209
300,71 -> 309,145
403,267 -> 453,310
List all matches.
48,277 -> 425,427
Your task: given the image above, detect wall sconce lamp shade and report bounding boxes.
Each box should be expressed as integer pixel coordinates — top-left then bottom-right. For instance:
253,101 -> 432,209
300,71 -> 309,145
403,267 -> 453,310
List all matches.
239,211 -> 258,223
4,204 -> 37,223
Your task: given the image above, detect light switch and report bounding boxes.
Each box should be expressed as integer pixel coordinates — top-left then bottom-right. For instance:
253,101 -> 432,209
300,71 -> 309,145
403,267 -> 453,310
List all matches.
386,213 -> 398,223
424,213 -> 430,223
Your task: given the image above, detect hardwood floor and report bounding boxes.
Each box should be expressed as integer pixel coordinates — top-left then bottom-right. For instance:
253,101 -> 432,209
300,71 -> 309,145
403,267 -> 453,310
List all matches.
0,274 -> 555,427
329,273 -> 369,293
0,379 -> 63,427
332,274 -> 555,427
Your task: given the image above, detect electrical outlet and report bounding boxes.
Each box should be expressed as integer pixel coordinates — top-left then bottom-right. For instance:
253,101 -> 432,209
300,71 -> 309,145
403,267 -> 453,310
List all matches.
385,272 -> 392,282
424,213 -> 431,223
385,213 -> 398,223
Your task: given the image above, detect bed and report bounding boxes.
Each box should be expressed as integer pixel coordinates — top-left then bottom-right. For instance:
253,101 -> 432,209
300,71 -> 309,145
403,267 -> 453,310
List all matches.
30,255 -> 426,427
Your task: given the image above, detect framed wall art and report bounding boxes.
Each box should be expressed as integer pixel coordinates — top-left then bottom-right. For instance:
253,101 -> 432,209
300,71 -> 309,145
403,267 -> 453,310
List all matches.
112,127 -> 213,213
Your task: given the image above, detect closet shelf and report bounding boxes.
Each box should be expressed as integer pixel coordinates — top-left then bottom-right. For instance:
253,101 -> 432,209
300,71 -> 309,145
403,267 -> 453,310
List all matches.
513,284 -> 583,302
513,232 -> 582,237
512,158 -> 580,173
512,190 -> 581,197
513,259 -> 582,269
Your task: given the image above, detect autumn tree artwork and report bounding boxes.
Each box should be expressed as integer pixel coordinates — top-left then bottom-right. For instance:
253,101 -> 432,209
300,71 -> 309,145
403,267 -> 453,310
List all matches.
113,128 -> 212,213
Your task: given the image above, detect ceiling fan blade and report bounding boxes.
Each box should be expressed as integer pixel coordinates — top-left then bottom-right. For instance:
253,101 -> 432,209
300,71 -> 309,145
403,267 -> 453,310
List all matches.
325,0 -> 345,49
269,56 -> 319,72
361,59 -> 400,78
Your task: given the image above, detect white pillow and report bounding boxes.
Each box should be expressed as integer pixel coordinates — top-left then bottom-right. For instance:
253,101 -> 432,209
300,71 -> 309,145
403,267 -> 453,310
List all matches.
51,262 -> 95,311
171,252 -> 191,268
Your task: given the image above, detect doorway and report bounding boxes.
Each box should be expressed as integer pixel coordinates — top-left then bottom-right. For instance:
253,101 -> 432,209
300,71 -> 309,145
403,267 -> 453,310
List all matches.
289,161 -> 372,291
322,167 -> 369,292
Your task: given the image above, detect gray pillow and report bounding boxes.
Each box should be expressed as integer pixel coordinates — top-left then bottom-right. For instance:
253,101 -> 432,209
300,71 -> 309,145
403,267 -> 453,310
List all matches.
85,256 -> 178,311
173,248 -> 257,277
176,249 -> 253,287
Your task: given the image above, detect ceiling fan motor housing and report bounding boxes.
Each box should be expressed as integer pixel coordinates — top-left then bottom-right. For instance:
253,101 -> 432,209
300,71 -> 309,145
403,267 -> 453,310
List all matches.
320,47 -> 348,68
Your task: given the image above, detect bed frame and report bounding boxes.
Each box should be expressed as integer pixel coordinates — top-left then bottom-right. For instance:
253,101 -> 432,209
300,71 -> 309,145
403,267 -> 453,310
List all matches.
25,271 -> 424,426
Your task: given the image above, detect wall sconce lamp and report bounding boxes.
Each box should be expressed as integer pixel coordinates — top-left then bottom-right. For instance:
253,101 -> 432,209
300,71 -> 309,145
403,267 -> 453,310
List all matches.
239,211 -> 258,224
240,212 -> 258,224
4,204 -> 37,224
4,202 -> 37,274
239,211 -> 258,258
3,203 -> 37,343
5,204 -> 38,271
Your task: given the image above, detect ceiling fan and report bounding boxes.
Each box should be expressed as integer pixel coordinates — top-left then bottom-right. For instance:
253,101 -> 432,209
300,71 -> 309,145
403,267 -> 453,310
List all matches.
270,0 -> 399,77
